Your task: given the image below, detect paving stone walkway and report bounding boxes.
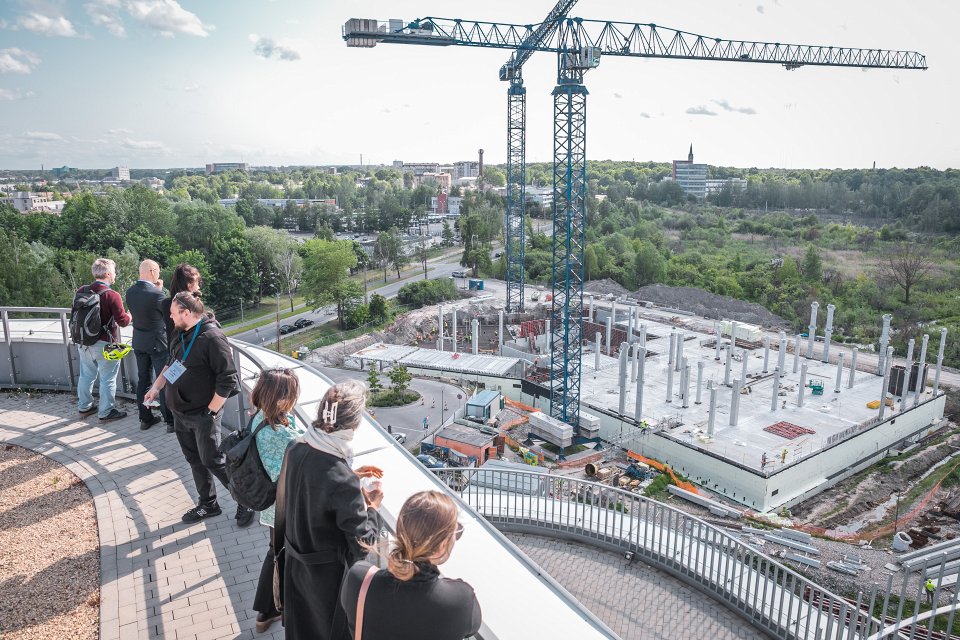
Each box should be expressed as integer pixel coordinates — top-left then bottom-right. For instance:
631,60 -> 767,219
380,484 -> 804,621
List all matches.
506,533 -> 769,640
1,390 -> 769,640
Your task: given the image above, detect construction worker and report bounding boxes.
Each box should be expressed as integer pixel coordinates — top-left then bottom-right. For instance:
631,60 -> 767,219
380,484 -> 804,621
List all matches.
925,579 -> 936,605
780,448 -> 788,463
641,420 -> 647,433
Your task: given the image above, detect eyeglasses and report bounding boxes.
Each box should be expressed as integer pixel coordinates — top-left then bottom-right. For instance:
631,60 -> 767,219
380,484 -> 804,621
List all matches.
455,523 -> 464,541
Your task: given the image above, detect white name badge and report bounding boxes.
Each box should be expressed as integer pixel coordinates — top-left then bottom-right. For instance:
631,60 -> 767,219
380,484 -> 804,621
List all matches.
163,360 -> 187,384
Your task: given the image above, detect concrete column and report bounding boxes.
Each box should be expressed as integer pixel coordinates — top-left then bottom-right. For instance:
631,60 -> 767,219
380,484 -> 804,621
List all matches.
611,300 -> 617,328
798,363 -> 808,407
777,331 -> 787,377
879,346 -> 893,421
471,318 -> 479,355
587,295 -> 593,322
807,301 -> 819,358
740,349 -> 748,382
793,334 -> 801,373
666,358 -> 675,404
822,304 -> 835,363
707,386 -> 718,436
682,361 -> 691,408
627,306 -> 635,344
606,317 -> 613,357
878,314 -> 892,374
730,378 -> 741,426
714,322 -> 722,360
905,338 -> 915,370
675,332 -> 684,372
437,305 -> 444,351
635,347 -> 646,421
498,310 -> 504,355
914,334 -> 929,407
618,343 -> 628,414
667,331 -> 676,368
631,343 -> 639,382
848,347 -> 858,388
771,368 -> 780,411
695,360 -> 704,405
730,321 -> 739,350
595,331 -> 601,371
834,353 -> 844,393
451,308 -> 457,351
934,328 -> 948,395
638,323 -> 646,348
762,336 -> 771,373
724,344 -> 732,386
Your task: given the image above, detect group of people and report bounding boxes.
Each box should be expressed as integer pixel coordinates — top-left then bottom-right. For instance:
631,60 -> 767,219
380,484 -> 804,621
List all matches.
75,257 -> 483,639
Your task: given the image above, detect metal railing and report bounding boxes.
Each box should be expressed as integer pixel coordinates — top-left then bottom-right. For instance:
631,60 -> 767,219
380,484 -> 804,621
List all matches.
434,467 -> 960,640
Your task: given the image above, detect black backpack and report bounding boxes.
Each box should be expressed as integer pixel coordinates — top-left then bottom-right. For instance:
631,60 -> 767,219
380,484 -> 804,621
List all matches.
70,285 -> 106,346
221,413 -> 277,511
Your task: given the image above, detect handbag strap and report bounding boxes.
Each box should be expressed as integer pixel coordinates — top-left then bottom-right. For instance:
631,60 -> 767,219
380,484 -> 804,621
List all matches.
355,564 -> 379,640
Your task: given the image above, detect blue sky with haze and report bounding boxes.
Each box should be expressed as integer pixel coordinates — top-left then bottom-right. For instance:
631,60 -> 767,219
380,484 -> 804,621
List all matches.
0,0 -> 956,170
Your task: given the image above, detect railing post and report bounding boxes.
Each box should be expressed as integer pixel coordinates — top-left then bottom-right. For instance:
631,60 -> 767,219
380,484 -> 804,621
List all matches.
59,311 -> 75,390
2,310 -> 18,386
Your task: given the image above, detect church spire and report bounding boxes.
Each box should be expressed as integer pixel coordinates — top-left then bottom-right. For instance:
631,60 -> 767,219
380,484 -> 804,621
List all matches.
688,144 -> 694,163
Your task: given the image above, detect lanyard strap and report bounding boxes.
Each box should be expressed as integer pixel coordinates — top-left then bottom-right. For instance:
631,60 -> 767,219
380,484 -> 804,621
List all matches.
180,322 -> 202,362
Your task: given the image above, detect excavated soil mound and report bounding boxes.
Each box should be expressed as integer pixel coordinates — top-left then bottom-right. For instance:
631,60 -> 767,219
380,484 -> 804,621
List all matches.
635,283 -> 790,329
583,279 -> 632,298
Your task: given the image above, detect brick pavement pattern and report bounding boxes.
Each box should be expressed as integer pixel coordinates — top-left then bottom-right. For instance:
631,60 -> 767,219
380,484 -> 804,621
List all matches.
506,533 -> 769,640
0,391 -> 770,640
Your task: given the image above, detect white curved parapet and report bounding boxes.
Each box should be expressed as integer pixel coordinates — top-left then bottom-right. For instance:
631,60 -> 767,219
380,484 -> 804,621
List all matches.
231,342 -> 617,640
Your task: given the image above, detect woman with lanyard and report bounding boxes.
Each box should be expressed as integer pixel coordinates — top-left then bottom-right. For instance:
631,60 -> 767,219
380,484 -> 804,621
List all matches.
145,291 -> 255,527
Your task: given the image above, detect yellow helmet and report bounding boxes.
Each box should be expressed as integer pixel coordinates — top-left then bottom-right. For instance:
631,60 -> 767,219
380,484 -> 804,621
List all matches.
102,342 -> 132,361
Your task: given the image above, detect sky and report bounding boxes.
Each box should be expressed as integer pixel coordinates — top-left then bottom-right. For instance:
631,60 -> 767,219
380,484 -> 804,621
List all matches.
0,0 -> 956,170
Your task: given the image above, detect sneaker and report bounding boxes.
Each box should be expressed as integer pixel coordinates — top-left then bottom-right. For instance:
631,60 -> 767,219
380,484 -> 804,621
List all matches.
99,408 -> 128,423
140,415 -> 161,431
236,505 -> 255,528
165,422 -> 175,433
181,503 -> 222,523
78,406 -> 96,417
255,612 -> 281,633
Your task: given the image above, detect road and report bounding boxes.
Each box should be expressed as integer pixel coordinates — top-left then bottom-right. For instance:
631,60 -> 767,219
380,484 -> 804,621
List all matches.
234,252 -> 464,345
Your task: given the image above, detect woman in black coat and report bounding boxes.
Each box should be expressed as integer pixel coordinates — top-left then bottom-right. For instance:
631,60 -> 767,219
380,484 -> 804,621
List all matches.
273,379 -> 383,640
340,491 -> 482,640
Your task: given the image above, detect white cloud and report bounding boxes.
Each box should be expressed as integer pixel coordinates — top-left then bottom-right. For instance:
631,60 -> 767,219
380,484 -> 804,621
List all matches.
686,106 -> 718,116
0,48 -> 41,75
106,127 -> 132,134
0,88 -> 36,101
182,83 -> 199,92
250,34 -> 301,61
712,99 -> 758,115
16,12 -> 78,37
24,131 -> 64,141
85,1 -> 127,37
125,0 -> 211,37
122,137 -> 168,151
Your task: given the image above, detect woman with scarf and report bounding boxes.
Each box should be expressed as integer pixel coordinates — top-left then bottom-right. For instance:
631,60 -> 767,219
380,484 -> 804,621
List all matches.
273,379 -> 383,640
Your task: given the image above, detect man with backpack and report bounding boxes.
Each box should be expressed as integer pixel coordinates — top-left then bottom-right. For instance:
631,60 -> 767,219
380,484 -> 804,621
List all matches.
74,258 -> 131,422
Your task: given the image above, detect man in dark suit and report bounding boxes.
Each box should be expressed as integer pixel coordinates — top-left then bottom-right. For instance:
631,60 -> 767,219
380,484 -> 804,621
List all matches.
126,259 -> 173,431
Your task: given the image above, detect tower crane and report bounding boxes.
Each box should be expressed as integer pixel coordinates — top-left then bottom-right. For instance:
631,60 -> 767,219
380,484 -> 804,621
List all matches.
343,13 -> 926,427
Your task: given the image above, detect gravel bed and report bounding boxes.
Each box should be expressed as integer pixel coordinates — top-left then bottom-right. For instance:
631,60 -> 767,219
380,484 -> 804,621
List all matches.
0,444 -> 99,640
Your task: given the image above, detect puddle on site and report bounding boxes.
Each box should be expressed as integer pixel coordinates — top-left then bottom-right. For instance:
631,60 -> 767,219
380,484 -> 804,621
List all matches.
835,493 -> 900,536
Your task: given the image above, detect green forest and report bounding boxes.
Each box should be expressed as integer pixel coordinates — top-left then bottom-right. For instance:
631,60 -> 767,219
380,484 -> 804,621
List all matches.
1,161 -> 958,366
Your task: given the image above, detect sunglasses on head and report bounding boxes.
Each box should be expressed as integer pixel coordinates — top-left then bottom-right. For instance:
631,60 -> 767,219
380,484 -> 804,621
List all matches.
455,523 -> 464,541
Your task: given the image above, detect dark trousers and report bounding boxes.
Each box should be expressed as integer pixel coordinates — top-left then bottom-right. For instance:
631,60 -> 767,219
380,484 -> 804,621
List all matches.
173,409 -> 229,507
135,348 -> 173,424
253,537 -> 279,616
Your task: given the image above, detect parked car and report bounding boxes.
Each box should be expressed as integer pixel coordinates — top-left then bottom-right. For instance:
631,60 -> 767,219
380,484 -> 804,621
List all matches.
294,318 -> 314,329
493,251 -> 503,258
416,453 -> 446,469
393,433 -> 407,445
452,270 -> 467,278
279,324 -> 296,335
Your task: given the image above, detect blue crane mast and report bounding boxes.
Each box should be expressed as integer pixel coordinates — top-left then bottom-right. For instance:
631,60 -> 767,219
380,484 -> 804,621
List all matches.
343,14 -> 926,428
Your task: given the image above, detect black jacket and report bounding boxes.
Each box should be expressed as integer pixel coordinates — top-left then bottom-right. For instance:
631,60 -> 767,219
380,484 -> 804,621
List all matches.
273,443 -> 380,640
126,280 -> 167,352
165,316 -> 238,414
340,560 -> 482,640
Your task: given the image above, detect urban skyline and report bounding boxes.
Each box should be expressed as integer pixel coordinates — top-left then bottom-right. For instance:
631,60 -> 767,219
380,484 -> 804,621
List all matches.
0,0 -> 956,170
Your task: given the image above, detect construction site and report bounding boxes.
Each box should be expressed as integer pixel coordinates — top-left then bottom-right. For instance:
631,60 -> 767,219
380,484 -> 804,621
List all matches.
324,276 -> 960,595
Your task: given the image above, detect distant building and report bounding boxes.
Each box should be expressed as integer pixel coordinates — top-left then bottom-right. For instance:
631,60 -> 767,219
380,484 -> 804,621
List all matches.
205,162 -> 249,175
452,160 -> 481,181
0,191 -> 64,213
525,185 -> 553,209
430,195 -> 463,216
672,145 -> 707,199
705,178 -> 747,195
218,197 -> 337,209
51,165 -> 78,178
415,172 -> 451,190
401,162 -> 440,177
142,177 -> 164,191
111,166 -> 130,181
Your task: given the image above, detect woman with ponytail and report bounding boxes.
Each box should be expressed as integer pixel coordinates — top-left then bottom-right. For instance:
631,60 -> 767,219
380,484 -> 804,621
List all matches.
339,491 -> 482,640
273,379 -> 384,640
